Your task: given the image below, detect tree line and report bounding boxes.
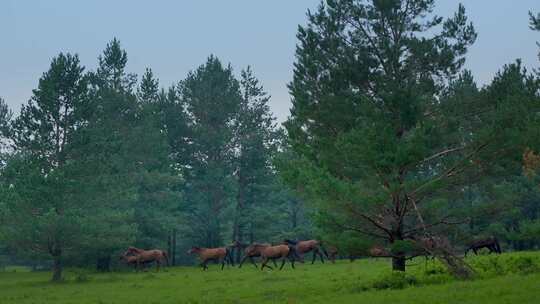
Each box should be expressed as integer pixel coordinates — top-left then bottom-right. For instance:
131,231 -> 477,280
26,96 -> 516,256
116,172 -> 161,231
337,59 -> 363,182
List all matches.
2,0 -> 540,279
0,39 -> 312,280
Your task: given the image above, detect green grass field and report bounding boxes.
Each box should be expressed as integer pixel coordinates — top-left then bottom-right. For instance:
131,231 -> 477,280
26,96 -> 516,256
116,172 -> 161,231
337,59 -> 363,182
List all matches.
2,252 -> 540,304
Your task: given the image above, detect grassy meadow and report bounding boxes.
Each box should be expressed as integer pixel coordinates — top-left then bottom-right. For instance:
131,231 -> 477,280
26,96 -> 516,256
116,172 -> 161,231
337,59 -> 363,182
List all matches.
1,252 -> 540,304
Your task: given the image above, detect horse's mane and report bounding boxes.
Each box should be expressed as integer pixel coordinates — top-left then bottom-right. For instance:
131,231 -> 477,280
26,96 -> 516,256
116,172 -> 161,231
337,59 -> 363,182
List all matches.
128,246 -> 143,253
284,239 -> 298,245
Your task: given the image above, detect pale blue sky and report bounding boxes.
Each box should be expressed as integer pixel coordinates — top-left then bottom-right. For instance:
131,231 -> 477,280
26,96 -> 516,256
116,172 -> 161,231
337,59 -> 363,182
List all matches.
1,1 -> 539,122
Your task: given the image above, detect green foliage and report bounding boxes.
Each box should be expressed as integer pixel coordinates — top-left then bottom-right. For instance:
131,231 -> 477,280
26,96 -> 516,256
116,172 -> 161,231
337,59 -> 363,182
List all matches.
179,56 -> 242,247
370,271 -> 418,290
92,38 -> 137,92
468,252 -> 540,277
283,0 -> 540,274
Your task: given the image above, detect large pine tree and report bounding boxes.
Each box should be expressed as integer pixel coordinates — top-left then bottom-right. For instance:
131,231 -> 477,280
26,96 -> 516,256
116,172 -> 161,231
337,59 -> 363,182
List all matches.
180,56 -> 242,248
5,53 -> 88,281
284,0 -> 539,272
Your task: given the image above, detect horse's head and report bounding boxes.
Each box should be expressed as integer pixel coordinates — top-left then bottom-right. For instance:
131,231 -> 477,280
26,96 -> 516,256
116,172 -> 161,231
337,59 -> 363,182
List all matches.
230,240 -> 242,248
187,247 -> 201,255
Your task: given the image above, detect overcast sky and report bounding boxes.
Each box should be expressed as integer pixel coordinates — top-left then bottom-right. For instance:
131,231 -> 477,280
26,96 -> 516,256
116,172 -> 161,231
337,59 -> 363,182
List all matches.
1,0 -> 539,123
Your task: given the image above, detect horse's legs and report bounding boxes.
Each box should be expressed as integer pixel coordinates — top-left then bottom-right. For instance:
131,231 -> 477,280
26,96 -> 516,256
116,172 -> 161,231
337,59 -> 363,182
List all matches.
221,257 -> 226,270
289,255 -> 296,269
311,251 -> 317,264
201,260 -> 208,271
319,250 -> 325,264
272,259 -> 278,268
279,257 -> 286,270
156,260 -> 160,272
238,255 -> 248,268
249,257 -> 258,269
262,258 -> 274,270
260,258 -> 267,270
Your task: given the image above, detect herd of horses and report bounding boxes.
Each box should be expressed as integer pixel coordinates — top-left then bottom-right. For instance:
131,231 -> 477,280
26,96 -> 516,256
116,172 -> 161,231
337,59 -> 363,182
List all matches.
120,237 -> 502,271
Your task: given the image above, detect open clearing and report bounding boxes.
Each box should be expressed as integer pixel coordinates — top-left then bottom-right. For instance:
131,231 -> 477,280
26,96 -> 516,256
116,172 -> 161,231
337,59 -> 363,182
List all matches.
1,252 -> 540,304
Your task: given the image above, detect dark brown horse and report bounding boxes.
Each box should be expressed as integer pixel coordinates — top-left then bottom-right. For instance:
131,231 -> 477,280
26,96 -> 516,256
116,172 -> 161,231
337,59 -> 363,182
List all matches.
465,237 -> 502,256
188,246 -> 233,270
123,247 -> 168,271
258,244 -> 297,270
327,246 -> 338,263
230,241 -> 278,269
284,239 -> 328,264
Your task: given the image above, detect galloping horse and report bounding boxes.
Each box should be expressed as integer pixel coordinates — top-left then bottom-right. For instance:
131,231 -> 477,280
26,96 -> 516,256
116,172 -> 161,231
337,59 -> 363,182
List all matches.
230,241 -> 277,269
188,246 -> 233,270
465,237 -> 502,256
284,239 -> 328,264
258,244 -> 297,270
123,247 -> 168,271
120,254 -> 155,270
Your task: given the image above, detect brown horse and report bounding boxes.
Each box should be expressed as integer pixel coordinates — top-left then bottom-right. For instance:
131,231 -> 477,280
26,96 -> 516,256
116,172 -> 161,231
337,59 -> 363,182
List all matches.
188,246 -> 233,270
230,241 -> 277,269
123,247 -> 168,271
284,239 -> 328,264
465,237 -> 502,256
120,254 -> 155,270
258,244 -> 297,270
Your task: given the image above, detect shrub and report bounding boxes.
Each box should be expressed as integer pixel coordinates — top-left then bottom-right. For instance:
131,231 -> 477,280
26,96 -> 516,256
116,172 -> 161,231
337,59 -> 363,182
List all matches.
424,263 -> 448,276
507,256 -> 540,275
371,271 -> 418,290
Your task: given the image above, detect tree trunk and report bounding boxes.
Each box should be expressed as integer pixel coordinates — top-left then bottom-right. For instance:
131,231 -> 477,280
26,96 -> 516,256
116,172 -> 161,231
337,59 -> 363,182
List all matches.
52,255 -> 63,282
233,168 -> 247,263
168,233 -> 172,263
249,221 -> 254,244
231,220 -> 240,262
392,255 -> 406,271
172,228 -> 177,266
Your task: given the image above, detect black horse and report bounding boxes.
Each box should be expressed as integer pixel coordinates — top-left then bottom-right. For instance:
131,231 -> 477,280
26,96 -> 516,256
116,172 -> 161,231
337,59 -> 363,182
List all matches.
465,237 -> 502,256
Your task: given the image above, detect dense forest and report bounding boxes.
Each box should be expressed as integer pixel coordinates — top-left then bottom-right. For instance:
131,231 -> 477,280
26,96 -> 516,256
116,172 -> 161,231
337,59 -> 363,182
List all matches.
1,0 -> 540,281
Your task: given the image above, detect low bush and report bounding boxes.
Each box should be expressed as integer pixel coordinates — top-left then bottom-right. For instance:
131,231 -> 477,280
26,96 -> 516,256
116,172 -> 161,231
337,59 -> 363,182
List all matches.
371,271 -> 418,290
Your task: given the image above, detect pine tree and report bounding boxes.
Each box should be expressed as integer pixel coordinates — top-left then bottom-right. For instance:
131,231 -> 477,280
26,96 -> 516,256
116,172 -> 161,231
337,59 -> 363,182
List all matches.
0,97 -> 12,152
92,38 -> 137,92
75,40 -> 179,270
283,0 -> 537,273
231,67 -> 280,259
180,56 -> 242,247
138,68 -> 159,104
530,11 -> 540,62
6,53 -> 88,281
